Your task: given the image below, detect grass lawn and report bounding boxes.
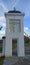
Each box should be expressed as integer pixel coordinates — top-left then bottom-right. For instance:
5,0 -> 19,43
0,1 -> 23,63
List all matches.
0,56 -> 4,65
12,39 -> 17,49
25,42 -> 30,47
12,43 -> 17,49
12,42 -> 30,49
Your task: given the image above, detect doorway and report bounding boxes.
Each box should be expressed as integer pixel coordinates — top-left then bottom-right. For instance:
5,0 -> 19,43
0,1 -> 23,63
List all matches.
12,39 -> 17,56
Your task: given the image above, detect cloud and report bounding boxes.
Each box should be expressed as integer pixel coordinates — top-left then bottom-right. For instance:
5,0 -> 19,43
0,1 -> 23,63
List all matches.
24,27 -> 29,31
20,0 -> 30,17
0,2 -> 8,11
0,30 -> 5,39
0,16 -> 6,38
24,27 -> 30,36
8,0 -> 19,10
0,16 -> 6,26
0,30 -> 5,35
0,16 -> 6,31
11,0 -> 19,8
0,16 -> 5,21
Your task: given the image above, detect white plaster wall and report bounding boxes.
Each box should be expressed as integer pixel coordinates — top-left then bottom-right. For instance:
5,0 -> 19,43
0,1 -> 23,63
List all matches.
5,13 -> 25,57
17,36 -> 25,57
5,19 -> 12,57
5,38 -> 12,57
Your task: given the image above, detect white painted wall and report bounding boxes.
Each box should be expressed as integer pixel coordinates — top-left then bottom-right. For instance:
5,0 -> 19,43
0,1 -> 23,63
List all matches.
5,13 -> 25,57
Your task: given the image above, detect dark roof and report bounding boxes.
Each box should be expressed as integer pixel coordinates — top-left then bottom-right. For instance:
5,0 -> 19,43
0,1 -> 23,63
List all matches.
8,10 -> 21,13
2,36 -> 6,39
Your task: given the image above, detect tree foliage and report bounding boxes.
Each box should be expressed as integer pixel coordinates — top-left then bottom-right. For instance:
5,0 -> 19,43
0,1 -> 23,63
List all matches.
24,35 -> 30,43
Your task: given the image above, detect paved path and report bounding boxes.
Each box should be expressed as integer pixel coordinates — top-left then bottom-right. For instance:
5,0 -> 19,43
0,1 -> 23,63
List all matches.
3,56 -> 30,65
13,57 -> 30,65
3,47 -> 30,65
3,56 -> 18,65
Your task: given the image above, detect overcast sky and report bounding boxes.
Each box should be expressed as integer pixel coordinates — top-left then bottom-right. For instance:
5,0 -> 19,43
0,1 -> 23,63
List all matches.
0,0 -> 30,38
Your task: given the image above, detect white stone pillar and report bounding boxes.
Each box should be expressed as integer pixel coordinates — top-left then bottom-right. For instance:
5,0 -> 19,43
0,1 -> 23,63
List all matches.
5,37 -> 12,57
17,36 -> 25,57
2,36 -> 6,56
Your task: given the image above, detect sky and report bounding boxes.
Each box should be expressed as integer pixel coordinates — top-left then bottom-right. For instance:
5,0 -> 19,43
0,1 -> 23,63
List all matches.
0,0 -> 30,38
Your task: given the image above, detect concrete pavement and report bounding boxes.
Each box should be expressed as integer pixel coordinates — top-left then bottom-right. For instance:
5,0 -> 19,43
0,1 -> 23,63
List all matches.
3,47 -> 30,65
